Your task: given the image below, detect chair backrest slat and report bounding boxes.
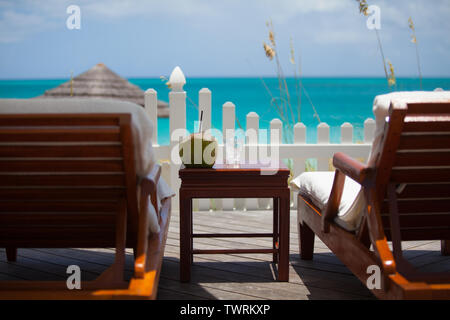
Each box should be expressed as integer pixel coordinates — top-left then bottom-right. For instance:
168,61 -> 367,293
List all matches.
0,115 -> 120,126
0,160 -> 124,172
394,151 -> 450,167
0,145 -> 122,157
0,174 -> 126,187
391,168 -> 450,183
378,102 -> 450,241
405,102 -> 450,114
394,183 -> 450,199
0,114 -> 138,248
398,134 -> 450,150
0,188 -> 126,200
403,119 -> 450,132
0,127 -> 121,142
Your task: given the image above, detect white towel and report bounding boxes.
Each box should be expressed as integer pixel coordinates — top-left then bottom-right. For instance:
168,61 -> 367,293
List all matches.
293,91 -> 450,231
0,97 -> 175,233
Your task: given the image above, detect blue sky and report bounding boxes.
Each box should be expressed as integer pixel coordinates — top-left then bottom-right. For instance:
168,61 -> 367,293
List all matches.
0,0 -> 449,79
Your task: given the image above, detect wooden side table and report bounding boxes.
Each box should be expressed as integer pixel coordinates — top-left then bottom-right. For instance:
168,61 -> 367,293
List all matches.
179,163 -> 290,282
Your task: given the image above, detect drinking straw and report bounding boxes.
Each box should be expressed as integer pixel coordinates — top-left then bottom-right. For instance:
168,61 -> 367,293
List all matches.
198,110 -> 203,133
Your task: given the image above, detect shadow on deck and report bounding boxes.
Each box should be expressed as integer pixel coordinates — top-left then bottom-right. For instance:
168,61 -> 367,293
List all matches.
0,210 -> 448,300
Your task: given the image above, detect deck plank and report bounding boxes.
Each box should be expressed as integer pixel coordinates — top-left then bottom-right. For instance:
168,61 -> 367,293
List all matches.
0,209 -> 448,299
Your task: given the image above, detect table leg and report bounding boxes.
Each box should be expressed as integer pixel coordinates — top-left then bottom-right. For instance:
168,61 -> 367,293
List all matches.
273,197 -> 279,264
278,191 -> 290,281
180,193 -> 192,282
190,203 -> 194,265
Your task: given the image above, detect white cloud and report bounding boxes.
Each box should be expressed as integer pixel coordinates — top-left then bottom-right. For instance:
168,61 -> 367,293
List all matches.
0,0 -> 448,44
0,10 -> 53,43
280,0 -> 351,14
0,0 -> 219,43
259,0 -> 353,23
0,0 -> 69,43
313,29 -> 368,45
83,0 -> 216,18
80,0 -> 350,20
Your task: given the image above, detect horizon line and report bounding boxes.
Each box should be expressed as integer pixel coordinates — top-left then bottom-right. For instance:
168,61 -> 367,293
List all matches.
1,75 -> 450,81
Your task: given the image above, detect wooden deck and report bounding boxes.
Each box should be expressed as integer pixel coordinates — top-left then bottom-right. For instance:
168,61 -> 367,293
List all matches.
1,209 -> 449,300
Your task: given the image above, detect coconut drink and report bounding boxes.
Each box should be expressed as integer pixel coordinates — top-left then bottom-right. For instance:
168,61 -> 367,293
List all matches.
179,132 -> 217,168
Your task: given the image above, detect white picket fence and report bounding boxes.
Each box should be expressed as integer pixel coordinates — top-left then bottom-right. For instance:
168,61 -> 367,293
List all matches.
144,67 -> 376,211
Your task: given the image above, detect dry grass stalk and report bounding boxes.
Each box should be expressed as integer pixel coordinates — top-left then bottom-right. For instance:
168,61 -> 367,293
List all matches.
261,20 -> 321,144
261,21 -> 322,172
263,42 -> 276,60
356,0 -> 394,89
70,71 -> 74,97
408,17 -> 423,89
358,0 -> 369,16
387,60 -> 396,88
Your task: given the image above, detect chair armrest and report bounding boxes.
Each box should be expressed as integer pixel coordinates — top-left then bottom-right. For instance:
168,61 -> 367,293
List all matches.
322,170 -> 346,233
134,164 -> 162,278
333,154 -> 397,282
140,164 -> 161,214
322,153 -> 373,233
333,152 -> 372,186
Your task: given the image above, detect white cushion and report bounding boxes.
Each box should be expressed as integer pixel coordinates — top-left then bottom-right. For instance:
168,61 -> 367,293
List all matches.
369,91 -> 450,166
294,91 -> 450,232
293,172 -> 365,231
0,98 -> 175,233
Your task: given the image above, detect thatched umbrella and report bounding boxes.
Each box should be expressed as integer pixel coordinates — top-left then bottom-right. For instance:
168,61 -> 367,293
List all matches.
39,63 -> 169,117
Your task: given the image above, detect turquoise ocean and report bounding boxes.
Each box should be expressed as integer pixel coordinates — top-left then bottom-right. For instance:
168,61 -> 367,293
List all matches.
1,77 -> 449,145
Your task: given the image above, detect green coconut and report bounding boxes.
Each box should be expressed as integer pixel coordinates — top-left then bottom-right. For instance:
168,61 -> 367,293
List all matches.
179,133 -> 217,168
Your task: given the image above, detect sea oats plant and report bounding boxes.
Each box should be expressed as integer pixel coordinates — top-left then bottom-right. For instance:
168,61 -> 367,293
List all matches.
387,60 -> 397,89
357,0 -> 396,89
262,20 -> 320,144
262,20 -> 321,173
161,75 -> 200,113
70,71 -> 74,96
408,17 -> 423,90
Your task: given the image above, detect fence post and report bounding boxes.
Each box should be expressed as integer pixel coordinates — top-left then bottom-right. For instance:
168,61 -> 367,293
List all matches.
317,122 -> 330,171
292,122 -> 307,208
364,118 -> 376,163
221,102 -> 236,211
168,66 -> 187,211
245,112 -> 260,210
270,118 -> 283,145
223,102 -> 235,148
144,88 -> 158,145
197,88 -> 212,211
198,88 -> 212,131
341,122 -> 353,144
364,118 -> 376,143
258,118 -> 283,210
246,112 -> 259,144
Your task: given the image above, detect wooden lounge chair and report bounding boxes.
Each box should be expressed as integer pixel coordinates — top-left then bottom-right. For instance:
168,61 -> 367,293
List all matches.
0,113 -> 171,299
297,101 -> 450,299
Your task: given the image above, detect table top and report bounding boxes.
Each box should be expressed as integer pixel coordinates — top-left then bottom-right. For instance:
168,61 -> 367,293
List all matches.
179,162 -> 290,190
179,162 -> 289,175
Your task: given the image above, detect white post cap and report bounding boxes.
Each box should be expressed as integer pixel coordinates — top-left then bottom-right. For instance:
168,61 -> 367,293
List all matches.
169,66 -> 186,92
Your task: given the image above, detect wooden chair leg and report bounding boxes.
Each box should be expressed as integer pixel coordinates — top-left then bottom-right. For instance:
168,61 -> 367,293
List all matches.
299,222 -> 315,260
441,240 -> 450,256
6,247 -> 17,262
95,200 -> 127,285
